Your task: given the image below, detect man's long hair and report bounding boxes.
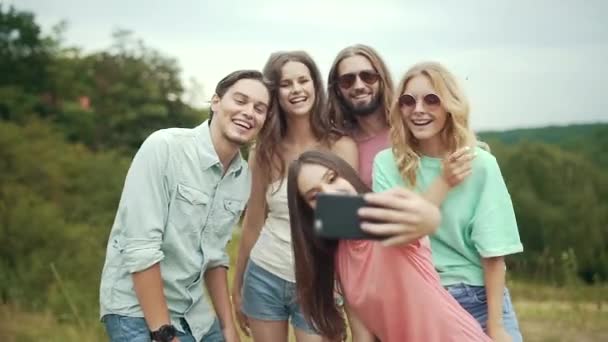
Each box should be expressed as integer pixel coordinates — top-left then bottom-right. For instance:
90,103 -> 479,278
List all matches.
326,44 -> 394,133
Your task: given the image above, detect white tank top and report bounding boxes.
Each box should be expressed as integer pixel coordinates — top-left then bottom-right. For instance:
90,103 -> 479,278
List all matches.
249,179 -> 295,282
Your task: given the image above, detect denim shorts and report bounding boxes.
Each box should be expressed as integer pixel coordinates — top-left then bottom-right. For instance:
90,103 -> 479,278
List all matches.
241,260 -> 317,334
446,284 -> 523,342
102,314 -> 224,342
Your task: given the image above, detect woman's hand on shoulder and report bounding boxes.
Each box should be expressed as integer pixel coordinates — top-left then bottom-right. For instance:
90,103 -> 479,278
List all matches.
442,146 -> 476,188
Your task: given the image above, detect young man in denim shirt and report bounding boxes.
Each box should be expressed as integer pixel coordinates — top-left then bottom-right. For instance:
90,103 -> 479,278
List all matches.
100,70 -> 271,342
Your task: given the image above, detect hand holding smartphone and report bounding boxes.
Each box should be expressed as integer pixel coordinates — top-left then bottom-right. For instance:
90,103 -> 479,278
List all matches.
314,193 -> 383,240
314,188 -> 441,246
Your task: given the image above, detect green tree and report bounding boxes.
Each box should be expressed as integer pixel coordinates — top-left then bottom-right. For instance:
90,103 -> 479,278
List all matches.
0,5 -> 52,121
492,141 -> 608,283
0,120 -> 129,316
0,5 -> 50,93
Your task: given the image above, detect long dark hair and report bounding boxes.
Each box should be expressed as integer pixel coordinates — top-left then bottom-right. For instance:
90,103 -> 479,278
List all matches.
256,51 -> 335,191
287,150 -> 370,340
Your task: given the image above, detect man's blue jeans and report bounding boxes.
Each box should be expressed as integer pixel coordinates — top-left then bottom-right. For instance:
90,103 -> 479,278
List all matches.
102,314 -> 225,342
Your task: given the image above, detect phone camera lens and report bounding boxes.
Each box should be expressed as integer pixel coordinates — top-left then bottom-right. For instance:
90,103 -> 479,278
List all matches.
314,219 -> 323,232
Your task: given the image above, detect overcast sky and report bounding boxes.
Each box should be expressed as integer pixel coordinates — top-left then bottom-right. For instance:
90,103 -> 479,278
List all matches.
9,0 -> 608,130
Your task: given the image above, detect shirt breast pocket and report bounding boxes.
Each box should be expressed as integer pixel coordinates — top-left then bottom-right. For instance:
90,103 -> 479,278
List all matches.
214,198 -> 245,235
169,183 -> 209,232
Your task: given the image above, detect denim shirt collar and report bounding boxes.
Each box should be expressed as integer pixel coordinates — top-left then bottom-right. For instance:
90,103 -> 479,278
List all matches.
196,120 -> 244,176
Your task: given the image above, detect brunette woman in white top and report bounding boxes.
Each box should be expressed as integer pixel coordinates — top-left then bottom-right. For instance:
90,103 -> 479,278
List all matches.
231,51 -> 357,342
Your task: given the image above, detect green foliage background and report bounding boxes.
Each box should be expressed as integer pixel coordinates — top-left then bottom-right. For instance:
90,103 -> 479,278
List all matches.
1,4 -> 606,328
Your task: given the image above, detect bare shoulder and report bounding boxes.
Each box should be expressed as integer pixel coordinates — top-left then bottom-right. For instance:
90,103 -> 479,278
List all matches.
331,135 -> 357,152
331,135 -> 358,168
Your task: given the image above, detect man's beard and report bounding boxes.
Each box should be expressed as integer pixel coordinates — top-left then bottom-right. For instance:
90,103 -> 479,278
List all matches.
342,93 -> 382,118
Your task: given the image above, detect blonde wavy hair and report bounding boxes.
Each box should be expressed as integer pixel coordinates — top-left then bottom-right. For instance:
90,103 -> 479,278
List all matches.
389,62 -> 477,186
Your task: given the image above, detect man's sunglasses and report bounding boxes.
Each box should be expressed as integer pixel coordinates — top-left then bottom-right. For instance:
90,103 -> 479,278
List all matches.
398,93 -> 441,109
336,71 -> 380,89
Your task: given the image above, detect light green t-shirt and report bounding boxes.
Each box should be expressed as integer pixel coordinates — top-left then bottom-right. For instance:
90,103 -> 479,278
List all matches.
373,147 -> 523,286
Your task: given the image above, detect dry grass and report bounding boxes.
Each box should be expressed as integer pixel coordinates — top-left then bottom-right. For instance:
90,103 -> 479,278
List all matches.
2,232 -> 607,341
2,298 -> 607,342
514,300 -> 608,342
0,304 -> 105,342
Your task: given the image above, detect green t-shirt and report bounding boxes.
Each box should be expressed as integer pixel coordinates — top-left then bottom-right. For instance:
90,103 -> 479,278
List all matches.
372,147 -> 523,286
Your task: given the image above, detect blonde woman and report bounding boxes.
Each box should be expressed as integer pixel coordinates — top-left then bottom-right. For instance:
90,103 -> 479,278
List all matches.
373,62 -> 523,342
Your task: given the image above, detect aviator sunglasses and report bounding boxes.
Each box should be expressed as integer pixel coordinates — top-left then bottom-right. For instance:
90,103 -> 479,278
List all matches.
336,71 -> 380,89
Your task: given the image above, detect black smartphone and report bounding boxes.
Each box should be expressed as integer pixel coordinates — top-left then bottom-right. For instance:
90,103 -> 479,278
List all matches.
313,193 -> 383,240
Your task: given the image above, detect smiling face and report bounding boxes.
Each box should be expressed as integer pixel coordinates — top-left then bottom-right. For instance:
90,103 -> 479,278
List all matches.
278,61 -> 316,118
296,163 -> 357,209
400,75 -> 448,149
210,78 -> 270,146
336,55 -> 382,117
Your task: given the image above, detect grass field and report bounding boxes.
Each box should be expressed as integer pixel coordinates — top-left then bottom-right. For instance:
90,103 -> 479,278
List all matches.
2,234 -> 607,341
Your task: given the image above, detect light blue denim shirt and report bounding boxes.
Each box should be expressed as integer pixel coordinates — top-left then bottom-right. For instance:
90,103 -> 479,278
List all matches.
99,120 -> 249,340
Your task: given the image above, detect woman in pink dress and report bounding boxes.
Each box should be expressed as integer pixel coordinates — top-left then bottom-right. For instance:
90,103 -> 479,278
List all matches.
286,150 -> 491,342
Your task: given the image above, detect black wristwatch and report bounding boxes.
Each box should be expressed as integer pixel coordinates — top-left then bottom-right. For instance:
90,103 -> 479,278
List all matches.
150,324 -> 177,342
